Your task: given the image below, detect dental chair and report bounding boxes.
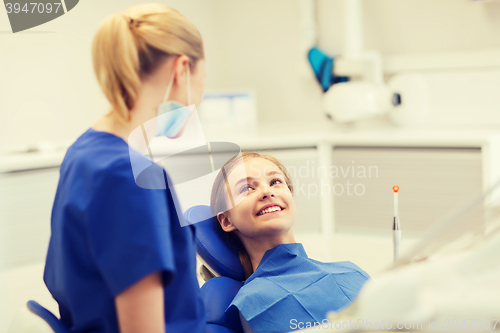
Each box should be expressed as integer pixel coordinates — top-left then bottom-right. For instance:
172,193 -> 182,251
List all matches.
186,205 -> 245,333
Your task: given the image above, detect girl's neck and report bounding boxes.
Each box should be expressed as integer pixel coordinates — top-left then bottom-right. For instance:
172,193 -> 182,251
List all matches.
240,230 -> 296,273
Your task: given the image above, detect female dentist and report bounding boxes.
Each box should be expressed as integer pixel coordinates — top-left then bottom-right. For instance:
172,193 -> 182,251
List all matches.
43,4 -> 206,333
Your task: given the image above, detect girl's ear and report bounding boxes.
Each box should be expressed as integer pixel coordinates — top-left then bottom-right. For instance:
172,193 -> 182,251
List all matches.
217,212 -> 237,232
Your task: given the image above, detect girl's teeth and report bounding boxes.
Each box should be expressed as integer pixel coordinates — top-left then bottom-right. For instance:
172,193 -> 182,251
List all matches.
259,206 -> 282,215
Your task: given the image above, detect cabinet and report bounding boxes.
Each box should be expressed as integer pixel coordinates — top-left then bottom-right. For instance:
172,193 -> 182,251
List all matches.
0,167 -> 59,270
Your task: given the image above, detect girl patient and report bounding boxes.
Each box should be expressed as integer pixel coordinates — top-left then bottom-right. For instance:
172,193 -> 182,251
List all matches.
210,152 -> 370,333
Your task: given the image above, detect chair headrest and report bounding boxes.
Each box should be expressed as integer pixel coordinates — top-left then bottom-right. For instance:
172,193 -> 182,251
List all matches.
186,205 -> 245,281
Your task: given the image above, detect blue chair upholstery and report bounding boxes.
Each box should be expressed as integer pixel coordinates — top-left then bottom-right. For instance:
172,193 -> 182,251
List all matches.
186,205 -> 245,333
27,300 -> 69,333
201,277 -> 245,333
187,205 -> 245,281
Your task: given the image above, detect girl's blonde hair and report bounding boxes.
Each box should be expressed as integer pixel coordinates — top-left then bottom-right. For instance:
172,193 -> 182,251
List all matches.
92,3 -> 204,121
210,152 -> 294,280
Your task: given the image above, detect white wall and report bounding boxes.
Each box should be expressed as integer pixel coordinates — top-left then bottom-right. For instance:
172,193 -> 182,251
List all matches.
205,0 -> 324,124
317,0 -> 500,56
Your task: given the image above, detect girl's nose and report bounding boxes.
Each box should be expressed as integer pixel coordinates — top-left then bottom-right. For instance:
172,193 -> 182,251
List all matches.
260,185 -> 275,200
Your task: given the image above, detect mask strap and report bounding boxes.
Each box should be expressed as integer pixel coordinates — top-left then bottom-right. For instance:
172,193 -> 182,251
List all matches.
161,63 -> 191,105
162,69 -> 175,104
187,65 -> 191,105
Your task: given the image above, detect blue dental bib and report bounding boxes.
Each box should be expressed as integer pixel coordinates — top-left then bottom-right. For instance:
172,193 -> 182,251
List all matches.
228,243 -> 369,333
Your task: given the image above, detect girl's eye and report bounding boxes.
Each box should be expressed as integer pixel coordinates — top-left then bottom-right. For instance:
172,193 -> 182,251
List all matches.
241,185 -> 254,193
270,178 -> 283,186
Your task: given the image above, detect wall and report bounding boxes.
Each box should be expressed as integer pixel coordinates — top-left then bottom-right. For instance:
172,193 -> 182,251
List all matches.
317,0 -> 500,56
206,0 -> 324,124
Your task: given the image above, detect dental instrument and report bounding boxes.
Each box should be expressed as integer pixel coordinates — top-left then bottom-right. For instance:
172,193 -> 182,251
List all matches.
393,185 -> 401,262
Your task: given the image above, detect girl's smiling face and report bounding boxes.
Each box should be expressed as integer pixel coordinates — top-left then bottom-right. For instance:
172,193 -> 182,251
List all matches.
218,157 -> 296,240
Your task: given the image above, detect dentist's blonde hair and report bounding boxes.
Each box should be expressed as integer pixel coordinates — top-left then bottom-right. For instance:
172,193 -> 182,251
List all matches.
92,3 -> 204,121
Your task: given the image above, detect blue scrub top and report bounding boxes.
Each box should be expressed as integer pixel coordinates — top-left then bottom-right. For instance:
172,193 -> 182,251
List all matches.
44,128 -> 205,333
229,243 -> 370,333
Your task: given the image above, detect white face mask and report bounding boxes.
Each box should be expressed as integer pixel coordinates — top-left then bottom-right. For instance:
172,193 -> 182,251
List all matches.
155,65 -> 193,138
